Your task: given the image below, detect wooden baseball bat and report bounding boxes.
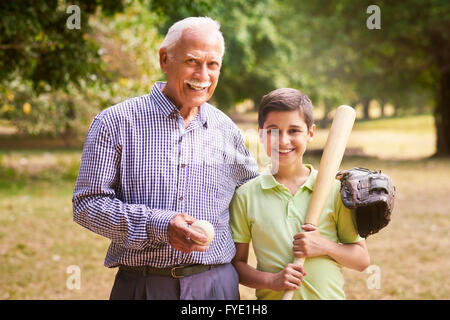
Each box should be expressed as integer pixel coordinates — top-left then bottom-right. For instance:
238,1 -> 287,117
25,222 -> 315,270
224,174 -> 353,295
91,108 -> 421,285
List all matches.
282,105 -> 356,300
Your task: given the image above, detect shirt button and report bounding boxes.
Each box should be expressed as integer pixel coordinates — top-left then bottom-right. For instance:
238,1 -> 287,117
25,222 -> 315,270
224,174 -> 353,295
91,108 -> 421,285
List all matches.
181,164 -> 186,168
179,196 -> 184,201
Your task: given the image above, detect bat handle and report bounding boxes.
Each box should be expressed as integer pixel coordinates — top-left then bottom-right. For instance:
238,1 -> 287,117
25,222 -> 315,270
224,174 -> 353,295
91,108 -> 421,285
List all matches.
281,257 -> 306,300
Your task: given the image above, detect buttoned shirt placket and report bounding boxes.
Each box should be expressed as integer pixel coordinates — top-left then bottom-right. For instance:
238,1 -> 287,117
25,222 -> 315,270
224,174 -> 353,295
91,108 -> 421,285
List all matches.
173,109 -> 206,264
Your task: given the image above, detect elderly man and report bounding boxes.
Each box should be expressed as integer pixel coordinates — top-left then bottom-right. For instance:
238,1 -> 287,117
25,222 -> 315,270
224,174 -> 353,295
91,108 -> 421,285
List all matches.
72,17 -> 259,300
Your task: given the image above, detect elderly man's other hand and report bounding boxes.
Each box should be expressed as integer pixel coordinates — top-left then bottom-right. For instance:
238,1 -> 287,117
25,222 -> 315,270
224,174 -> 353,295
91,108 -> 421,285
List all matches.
168,213 -> 209,253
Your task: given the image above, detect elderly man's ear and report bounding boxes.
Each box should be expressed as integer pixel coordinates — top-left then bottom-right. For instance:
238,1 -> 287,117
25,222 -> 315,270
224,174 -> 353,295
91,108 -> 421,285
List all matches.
159,48 -> 169,74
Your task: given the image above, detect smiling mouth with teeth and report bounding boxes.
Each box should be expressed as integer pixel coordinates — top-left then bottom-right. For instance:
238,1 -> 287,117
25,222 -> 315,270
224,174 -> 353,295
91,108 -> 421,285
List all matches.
276,149 -> 295,154
185,80 -> 210,91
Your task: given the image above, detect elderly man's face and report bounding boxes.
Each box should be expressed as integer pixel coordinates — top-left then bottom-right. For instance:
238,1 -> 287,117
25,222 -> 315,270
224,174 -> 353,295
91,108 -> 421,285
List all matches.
159,28 -> 223,110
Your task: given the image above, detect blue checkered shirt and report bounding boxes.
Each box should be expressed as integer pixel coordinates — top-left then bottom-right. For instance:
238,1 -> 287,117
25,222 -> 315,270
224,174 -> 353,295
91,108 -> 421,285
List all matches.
72,82 -> 259,268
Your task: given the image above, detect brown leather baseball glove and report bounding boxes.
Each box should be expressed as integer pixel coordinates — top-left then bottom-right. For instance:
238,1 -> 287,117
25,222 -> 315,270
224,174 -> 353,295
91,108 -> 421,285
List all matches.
336,167 -> 395,238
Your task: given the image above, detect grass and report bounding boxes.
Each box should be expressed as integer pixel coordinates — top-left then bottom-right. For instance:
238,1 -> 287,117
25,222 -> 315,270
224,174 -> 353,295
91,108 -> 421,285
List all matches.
0,114 -> 449,300
0,149 -> 116,299
0,175 -> 115,299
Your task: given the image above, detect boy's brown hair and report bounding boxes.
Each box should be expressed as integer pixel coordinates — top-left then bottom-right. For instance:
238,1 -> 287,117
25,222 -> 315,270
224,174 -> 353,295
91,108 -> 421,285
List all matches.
257,88 -> 314,129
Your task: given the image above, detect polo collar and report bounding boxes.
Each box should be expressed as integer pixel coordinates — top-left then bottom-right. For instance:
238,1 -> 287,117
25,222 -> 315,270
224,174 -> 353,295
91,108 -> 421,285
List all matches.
151,82 -> 208,127
260,164 -> 317,191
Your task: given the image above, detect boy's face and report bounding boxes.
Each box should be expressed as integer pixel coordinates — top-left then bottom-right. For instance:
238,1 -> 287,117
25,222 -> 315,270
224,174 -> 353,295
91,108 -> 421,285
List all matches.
259,110 -> 315,169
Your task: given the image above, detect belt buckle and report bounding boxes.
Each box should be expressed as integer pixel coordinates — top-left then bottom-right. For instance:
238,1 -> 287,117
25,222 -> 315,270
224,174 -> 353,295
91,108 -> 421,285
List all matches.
170,266 -> 184,279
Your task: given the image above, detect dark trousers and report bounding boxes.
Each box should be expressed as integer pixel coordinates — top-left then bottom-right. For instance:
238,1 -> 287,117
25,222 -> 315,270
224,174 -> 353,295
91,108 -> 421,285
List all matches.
109,263 -> 240,300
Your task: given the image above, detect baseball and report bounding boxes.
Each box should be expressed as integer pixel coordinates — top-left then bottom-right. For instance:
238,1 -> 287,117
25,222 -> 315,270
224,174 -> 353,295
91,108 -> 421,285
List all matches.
190,220 -> 215,245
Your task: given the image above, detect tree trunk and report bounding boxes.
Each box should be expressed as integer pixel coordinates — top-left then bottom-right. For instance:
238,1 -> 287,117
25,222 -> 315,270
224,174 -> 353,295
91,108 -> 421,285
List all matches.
433,70 -> 450,157
362,98 -> 370,120
320,103 -> 331,128
431,31 -> 450,157
379,99 -> 386,118
392,104 -> 399,117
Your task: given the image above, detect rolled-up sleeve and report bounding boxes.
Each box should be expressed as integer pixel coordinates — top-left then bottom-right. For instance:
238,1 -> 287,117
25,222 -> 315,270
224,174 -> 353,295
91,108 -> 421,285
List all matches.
72,116 -> 178,249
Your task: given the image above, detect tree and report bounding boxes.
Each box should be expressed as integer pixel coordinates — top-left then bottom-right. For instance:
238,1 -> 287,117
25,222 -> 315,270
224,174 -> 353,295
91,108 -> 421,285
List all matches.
153,0 -> 290,110
0,0 -> 213,137
0,1 -> 128,93
277,0 -> 450,156
0,1 -> 129,138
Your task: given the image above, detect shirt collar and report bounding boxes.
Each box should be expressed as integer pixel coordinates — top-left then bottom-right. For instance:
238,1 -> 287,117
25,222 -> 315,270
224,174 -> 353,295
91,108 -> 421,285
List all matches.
151,81 -> 208,127
260,164 -> 317,191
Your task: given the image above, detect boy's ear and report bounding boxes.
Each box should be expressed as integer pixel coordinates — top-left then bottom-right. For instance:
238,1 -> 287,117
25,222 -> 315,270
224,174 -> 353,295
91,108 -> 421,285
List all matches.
258,127 -> 264,144
307,124 -> 316,143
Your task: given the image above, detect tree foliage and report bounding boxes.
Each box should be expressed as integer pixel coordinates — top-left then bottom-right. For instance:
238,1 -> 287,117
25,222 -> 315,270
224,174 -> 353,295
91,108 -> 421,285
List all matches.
0,0 -> 211,137
1,0 -> 449,155
0,1 -> 126,93
152,0 -> 289,109
278,0 -> 450,154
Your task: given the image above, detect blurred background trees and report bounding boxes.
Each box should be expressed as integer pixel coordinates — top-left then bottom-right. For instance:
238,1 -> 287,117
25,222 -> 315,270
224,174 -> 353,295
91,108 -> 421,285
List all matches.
0,0 -> 449,156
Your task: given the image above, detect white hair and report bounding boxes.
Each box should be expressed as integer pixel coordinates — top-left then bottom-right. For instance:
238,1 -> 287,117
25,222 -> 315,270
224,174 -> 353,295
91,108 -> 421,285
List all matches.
160,17 -> 225,58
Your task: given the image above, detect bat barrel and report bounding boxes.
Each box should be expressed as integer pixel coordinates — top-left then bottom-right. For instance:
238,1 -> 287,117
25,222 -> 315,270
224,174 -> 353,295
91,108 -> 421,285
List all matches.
305,105 -> 356,226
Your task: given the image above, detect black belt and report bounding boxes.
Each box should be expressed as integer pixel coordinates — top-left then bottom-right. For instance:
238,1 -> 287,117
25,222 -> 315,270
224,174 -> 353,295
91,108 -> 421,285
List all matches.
119,264 -> 218,279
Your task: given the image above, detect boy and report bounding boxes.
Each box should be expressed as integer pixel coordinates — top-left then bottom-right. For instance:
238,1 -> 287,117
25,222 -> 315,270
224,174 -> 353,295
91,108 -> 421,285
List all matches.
229,88 -> 370,300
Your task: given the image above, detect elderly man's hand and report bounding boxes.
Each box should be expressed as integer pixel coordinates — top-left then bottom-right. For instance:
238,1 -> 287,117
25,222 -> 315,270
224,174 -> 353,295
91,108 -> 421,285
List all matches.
168,213 -> 209,253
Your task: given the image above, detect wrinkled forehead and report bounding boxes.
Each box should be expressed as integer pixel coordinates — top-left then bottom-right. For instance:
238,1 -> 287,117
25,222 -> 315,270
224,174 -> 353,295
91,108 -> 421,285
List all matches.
174,28 -> 224,59
185,51 -> 222,62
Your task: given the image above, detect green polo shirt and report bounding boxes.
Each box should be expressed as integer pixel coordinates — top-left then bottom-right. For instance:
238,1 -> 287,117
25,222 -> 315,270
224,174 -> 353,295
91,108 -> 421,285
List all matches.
229,164 -> 363,300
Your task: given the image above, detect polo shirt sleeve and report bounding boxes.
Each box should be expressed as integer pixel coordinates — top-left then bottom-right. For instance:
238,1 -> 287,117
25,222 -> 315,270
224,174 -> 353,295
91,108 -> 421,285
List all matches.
334,185 -> 364,244
229,190 -> 252,243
